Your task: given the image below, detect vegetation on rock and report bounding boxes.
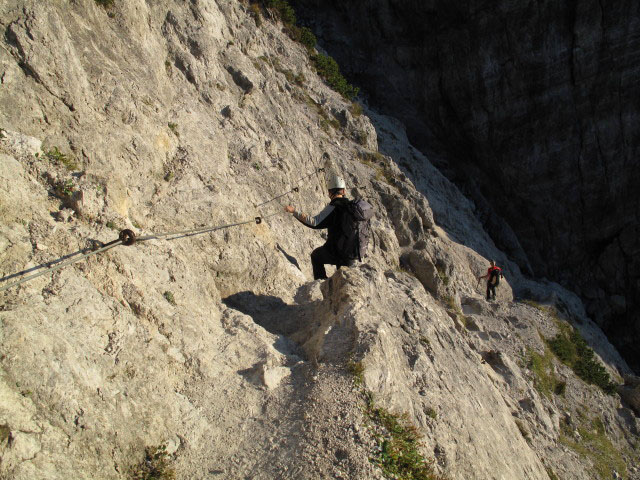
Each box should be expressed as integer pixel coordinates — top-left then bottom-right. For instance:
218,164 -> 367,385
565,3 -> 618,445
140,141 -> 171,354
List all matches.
130,445 -> 175,480
258,0 -> 357,99
364,392 -> 444,480
347,360 -> 443,480
547,320 -> 617,395
311,53 -> 359,100
559,413 -> 627,480
44,146 -> 78,171
523,301 -> 616,395
527,346 -> 566,398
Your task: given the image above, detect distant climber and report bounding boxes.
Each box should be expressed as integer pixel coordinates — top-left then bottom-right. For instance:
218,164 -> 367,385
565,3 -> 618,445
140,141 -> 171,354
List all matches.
479,260 -> 503,301
284,174 -> 373,280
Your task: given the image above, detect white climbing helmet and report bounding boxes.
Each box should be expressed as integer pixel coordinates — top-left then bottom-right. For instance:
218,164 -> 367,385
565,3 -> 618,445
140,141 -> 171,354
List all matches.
327,174 -> 346,190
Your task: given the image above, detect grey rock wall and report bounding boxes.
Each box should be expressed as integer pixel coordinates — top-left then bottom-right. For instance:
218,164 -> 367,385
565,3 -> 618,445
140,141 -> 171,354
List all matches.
293,0 -> 640,372
0,0 -> 638,478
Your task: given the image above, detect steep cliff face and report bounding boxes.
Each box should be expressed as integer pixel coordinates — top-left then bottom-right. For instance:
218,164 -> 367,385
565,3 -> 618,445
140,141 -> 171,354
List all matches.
1,1 -> 639,479
293,0 -> 640,372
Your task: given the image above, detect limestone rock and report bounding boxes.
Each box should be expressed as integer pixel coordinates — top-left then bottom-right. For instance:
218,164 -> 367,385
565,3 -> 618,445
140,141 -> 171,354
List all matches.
0,1 -> 637,479
295,0 -> 640,374
619,375 -> 640,416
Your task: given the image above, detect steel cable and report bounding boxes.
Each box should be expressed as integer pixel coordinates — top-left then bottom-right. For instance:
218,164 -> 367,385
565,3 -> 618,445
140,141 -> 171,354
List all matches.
136,217 -> 262,242
254,167 -> 324,208
0,165 -> 321,292
0,239 -> 123,292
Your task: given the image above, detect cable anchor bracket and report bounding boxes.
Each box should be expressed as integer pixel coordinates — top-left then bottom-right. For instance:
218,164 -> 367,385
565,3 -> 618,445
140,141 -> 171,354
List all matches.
119,229 -> 136,246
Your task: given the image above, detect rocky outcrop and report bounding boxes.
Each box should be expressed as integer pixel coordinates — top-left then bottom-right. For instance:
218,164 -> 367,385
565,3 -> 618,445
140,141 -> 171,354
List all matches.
293,0 -> 640,372
292,265 -> 638,479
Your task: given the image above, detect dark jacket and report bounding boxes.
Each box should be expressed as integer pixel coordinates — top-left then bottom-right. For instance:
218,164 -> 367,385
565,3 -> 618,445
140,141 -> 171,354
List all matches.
293,197 -> 350,255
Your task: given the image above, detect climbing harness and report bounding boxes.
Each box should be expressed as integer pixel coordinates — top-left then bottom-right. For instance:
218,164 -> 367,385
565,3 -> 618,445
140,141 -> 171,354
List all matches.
0,165 -> 324,293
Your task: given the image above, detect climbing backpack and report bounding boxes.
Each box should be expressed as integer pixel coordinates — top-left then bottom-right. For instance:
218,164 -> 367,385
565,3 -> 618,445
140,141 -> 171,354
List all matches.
489,267 -> 502,286
335,198 -> 374,262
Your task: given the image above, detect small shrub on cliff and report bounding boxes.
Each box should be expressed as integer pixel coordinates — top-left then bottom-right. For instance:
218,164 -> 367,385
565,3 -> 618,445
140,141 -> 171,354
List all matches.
547,327 -> 616,395
249,3 -> 262,26
350,101 -> 363,117
167,122 -> 179,137
546,322 -> 616,395
311,53 -> 359,100
263,0 -> 296,24
256,0 -> 357,100
45,146 -> 78,171
289,25 -> 317,51
95,0 -> 115,7
131,445 -> 175,480
55,179 -> 75,198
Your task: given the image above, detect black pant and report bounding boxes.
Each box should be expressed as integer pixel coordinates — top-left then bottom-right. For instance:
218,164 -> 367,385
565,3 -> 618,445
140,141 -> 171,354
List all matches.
311,244 -> 354,280
486,282 -> 497,300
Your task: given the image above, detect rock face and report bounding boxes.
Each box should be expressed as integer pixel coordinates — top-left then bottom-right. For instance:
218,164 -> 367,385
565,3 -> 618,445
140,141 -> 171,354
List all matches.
1,1 -> 639,479
293,0 -> 640,372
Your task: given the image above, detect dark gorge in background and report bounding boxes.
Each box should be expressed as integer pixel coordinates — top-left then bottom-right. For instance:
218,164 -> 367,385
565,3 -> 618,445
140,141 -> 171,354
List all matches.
294,0 -> 640,372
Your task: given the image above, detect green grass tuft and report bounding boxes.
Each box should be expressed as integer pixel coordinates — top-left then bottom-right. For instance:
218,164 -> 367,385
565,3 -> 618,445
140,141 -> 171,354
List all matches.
514,418 -> 531,443
167,122 -> 179,137
443,295 -> 457,313
560,414 -> 627,480
364,394 -> 444,480
0,424 -> 10,445
527,346 -> 566,399
545,466 -> 560,480
347,359 -> 365,386
436,266 -> 450,286
523,301 -> 617,395
163,291 -> 176,306
45,146 -> 79,171
55,179 -> 75,198
357,151 -> 397,187
131,445 -> 175,480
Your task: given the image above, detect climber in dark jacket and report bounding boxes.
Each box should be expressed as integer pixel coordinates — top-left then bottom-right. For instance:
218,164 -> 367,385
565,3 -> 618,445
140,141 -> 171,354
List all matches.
284,174 -> 354,280
478,260 -> 503,301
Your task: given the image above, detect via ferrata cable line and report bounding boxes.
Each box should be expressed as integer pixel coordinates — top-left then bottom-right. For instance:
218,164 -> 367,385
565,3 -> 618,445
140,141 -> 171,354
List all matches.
0,233 -> 127,293
0,164 -> 324,292
254,167 -> 324,208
